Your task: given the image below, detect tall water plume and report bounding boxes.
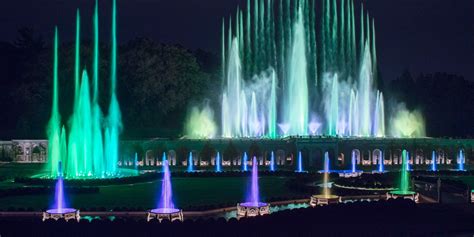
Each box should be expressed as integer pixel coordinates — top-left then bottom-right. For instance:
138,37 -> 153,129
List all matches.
158,159 -> 175,211
47,27 -> 61,177
247,157 -> 260,205
216,0 -> 394,138
284,4 -> 308,135
399,150 -> 411,194
46,0 -> 122,178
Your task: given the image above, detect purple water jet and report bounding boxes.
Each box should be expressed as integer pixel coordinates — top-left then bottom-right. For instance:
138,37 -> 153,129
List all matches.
147,159 -> 183,222
43,162 -> 80,221
237,157 -> 270,217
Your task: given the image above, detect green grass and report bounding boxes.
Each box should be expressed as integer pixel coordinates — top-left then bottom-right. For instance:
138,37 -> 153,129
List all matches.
451,176 -> 474,188
0,176 -> 300,209
0,163 -> 45,178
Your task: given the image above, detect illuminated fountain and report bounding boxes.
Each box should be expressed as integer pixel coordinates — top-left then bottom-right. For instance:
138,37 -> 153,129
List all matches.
311,153 -> 340,206
242,152 -> 248,171
296,151 -> 304,172
187,152 -> 194,172
43,162 -> 80,222
270,151 -> 275,172
458,149 -> 466,171
431,150 -> 437,171
206,0 -> 425,139
237,157 -> 270,217
147,160 -> 183,222
372,151 -> 385,174
378,153 -> 385,172
46,0 -> 123,179
179,0 -> 429,139
387,150 -> 419,202
341,150 -> 362,177
216,152 -> 222,172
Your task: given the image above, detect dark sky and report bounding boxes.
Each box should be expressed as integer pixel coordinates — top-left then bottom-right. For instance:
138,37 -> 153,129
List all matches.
0,0 -> 473,81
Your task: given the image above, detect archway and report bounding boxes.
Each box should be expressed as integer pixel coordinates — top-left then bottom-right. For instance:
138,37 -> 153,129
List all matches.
415,149 -> 424,165
373,149 -> 383,165
351,149 -> 361,166
145,150 -> 154,166
276,150 -> 285,166
168,150 -> 177,166
362,150 -> 371,166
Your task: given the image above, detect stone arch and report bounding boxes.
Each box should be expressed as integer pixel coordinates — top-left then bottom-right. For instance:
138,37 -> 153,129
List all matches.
437,149 -> 446,165
383,149 -> 392,165
393,149 -> 402,165
337,153 -> 345,167
145,150 -> 154,166
168,150 -> 177,166
362,150 -> 371,166
372,149 -> 383,165
415,149 -> 424,165
310,148 -> 323,168
276,150 -> 286,166
351,149 -> 361,165
191,150 -> 199,166
299,148 -> 310,169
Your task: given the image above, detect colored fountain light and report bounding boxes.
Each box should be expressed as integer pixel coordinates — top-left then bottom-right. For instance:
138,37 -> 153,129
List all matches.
378,152 -> 385,172
311,153 -> 340,206
181,0 -> 428,139
319,152 -> 333,173
46,0 -> 123,179
458,149 -> 465,171
243,152 -> 248,171
387,150 -> 419,202
147,159 -> 183,222
431,150 -> 437,171
270,151 -> 275,172
237,157 -> 270,217
43,162 -> 80,222
340,150 -> 362,177
187,152 -> 194,172
216,152 -> 222,172
296,151 -> 303,172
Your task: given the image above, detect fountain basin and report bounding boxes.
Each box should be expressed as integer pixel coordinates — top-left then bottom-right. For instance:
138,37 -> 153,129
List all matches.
310,194 -> 340,206
42,208 -> 80,222
387,190 -> 419,203
338,170 -> 363,178
237,202 -> 270,217
147,208 -> 183,222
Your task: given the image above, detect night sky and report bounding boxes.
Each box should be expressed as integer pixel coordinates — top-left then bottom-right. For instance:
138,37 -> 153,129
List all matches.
1,0 -> 473,81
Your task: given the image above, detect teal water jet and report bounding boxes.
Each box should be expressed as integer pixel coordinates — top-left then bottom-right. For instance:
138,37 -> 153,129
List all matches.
46,0 -> 123,179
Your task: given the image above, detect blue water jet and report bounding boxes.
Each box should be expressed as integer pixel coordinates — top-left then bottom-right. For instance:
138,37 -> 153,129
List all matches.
296,151 -> 303,172
324,152 -> 330,173
216,152 -> 222,172
187,152 -> 193,172
459,149 -> 465,171
270,151 -> 275,172
378,151 -> 384,172
431,150 -> 437,171
243,152 -> 248,171
351,150 -> 356,173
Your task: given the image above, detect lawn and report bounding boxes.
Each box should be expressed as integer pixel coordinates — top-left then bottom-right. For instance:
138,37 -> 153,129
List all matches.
0,176 -> 301,210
